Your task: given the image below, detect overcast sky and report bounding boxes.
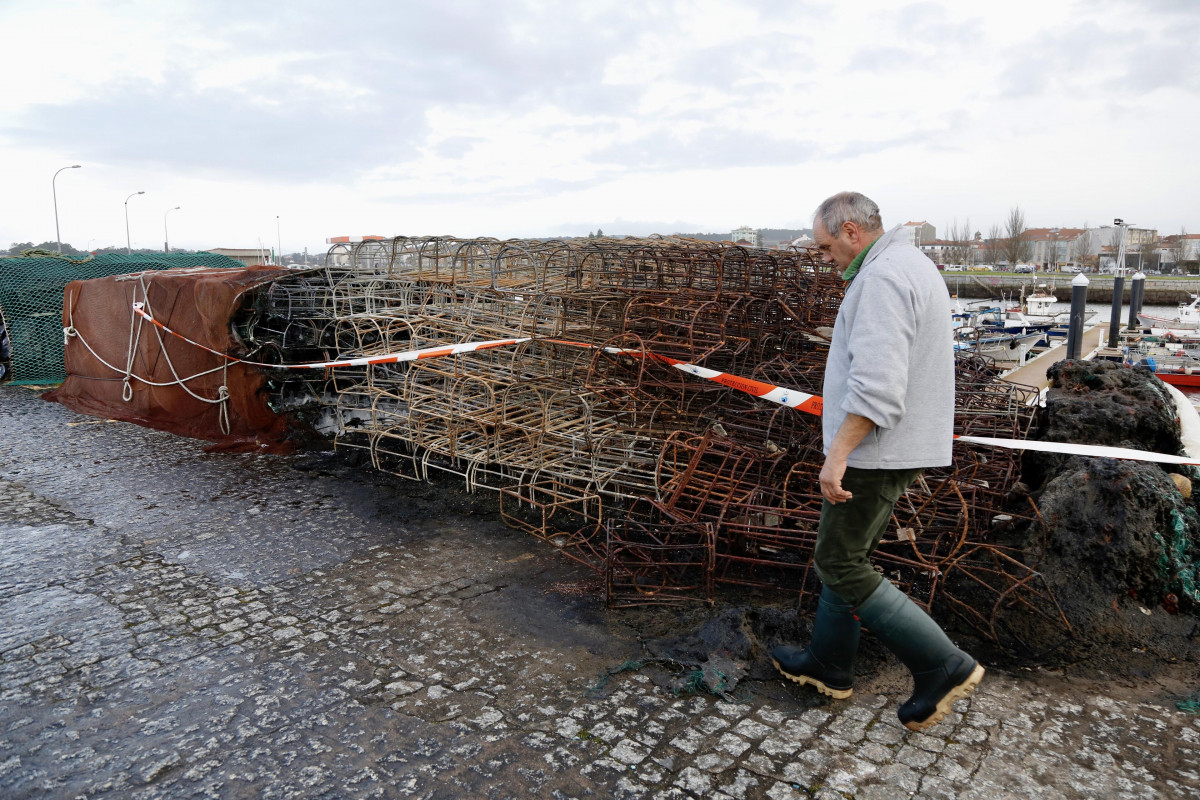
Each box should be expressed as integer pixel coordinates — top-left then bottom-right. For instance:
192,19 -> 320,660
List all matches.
2,0 -> 1197,255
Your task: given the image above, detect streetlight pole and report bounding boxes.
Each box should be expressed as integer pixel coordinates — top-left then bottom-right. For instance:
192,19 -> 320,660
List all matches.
276,215 -> 282,265
125,191 -> 145,254
163,206 -> 181,253
52,164 -> 82,253
1113,218 -> 1129,275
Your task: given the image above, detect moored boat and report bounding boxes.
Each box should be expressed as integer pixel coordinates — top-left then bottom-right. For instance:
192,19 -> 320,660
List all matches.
1125,341 -> 1200,387
954,328 -> 1043,364
1023,285 -> 1058,317
1138,294 -> 1200,330
1154,371 -> 1200,388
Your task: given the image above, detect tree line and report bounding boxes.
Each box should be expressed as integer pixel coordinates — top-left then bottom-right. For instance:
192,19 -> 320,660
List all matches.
941,207 -> 1034,267
4,241 -> 196,257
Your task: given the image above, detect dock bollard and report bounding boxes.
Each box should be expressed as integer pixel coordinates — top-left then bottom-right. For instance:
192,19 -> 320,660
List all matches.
1106,272 -> 1125,349
1066,272 -> 1090,360
1127,271 -> 1145,331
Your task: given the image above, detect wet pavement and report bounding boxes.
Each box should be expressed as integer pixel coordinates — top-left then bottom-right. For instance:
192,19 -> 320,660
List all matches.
2,384 -> 1199,799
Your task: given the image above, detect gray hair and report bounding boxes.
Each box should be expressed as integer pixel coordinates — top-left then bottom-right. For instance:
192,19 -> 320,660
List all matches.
814,192 -> 883,235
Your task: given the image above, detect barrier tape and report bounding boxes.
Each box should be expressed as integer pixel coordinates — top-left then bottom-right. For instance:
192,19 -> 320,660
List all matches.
585,342 -> 1200,466
558,341 -> 824,416
952,435 -> 1200,467
129,303 -> 531,369
123,303 -> 1199,467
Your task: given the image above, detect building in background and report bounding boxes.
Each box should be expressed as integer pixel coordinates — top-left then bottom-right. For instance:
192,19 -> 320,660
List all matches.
1023,228 -> 1085,270
899,221 -> 935,247
918,239 -> 950,264
1076,225 -> 1158,272
1159,233 -> 1200,274
206,247 -> 271,267
730,226 -> 760,247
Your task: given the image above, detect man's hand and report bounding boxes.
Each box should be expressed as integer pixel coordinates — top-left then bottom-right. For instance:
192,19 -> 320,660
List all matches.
820,454 -> 853,504
821,412 -> 876,504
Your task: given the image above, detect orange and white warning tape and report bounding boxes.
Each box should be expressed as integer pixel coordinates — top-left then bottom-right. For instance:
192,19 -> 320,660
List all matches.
130,303 -> 531,369
592,343 -> 1200,466
126,303 -> 1200,467
570,341 -> 824,416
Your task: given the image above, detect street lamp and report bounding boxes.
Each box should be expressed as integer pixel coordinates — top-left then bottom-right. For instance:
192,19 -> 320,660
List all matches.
125,191 -> 145,254
52,164 -> 82,253
276,215 -> 282,265
1113,218 -> 1131,275
163,206 -> 181,253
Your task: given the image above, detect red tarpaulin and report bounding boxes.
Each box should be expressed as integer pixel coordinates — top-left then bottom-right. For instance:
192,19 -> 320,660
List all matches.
45,266 -> 306,453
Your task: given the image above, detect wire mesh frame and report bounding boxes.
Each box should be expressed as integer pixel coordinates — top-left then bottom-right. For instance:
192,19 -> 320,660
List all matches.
605,518 -> 716,607
236,237 -> 1061,634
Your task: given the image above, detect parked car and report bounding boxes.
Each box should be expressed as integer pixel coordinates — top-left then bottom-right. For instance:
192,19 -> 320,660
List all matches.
1061,266 -> 1081,274
943,264 -> 964,272
1014,264 -> 1035,274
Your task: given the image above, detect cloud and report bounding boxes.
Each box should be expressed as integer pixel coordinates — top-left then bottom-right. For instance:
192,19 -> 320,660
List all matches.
433,136 -> 484,159
1121,43 -> 1200,93
846,46 -> 921,73
1,0 -> 663,181
831,128 -> 949,160
8,78 -> 424,180
671,33 -> 817,91
993,21 -> 1124,99
2,0 -> 1199,248
1092,0 -> 1199,15
591,126 -> 820,172
894,2 -> 984,42
183,0 -> 658,113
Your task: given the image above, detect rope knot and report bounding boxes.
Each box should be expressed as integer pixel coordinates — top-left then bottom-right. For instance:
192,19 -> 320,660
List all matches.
217,385 -> 231,435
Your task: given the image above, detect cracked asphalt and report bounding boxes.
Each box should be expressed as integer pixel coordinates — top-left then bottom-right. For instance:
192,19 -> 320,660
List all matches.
2,384 -> 1199,799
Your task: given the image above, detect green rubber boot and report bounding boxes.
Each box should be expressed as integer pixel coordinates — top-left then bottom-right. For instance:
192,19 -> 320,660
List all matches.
855,580 -> 985,731
769,586 -> 860,699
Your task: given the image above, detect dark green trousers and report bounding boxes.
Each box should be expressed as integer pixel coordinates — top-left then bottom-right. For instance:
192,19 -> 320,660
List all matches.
813,467 -> 923,606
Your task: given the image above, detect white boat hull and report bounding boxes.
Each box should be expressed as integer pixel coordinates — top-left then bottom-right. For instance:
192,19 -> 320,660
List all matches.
1139,313 -> 1200,330
955,332 -> 1043,363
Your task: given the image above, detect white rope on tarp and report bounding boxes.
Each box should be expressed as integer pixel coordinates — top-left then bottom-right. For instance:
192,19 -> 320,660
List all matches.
134,275 -> 232,434
62,279 -> 232,434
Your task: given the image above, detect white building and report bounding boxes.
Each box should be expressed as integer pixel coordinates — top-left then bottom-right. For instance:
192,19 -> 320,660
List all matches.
918,241 -> 949,263
731,226 -> 760,247
1160,234 -> 1200,271
897,221 -> 936,247
206,247 -> 272,267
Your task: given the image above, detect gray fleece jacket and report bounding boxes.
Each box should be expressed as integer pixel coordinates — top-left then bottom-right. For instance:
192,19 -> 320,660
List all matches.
822,224 -> 955,469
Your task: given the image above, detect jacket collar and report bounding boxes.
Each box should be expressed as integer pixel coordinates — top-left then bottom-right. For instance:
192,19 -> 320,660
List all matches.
859,224 -> 905,272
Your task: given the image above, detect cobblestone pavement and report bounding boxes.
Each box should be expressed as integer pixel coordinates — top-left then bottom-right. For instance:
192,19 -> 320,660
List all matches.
2,385 -> 1199,799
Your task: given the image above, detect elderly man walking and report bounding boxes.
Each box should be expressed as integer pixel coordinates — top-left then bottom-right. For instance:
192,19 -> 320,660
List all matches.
770,191 -> 984,731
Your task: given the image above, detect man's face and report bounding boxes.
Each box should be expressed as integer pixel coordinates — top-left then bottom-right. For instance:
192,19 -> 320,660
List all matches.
813,220 -> 861,270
